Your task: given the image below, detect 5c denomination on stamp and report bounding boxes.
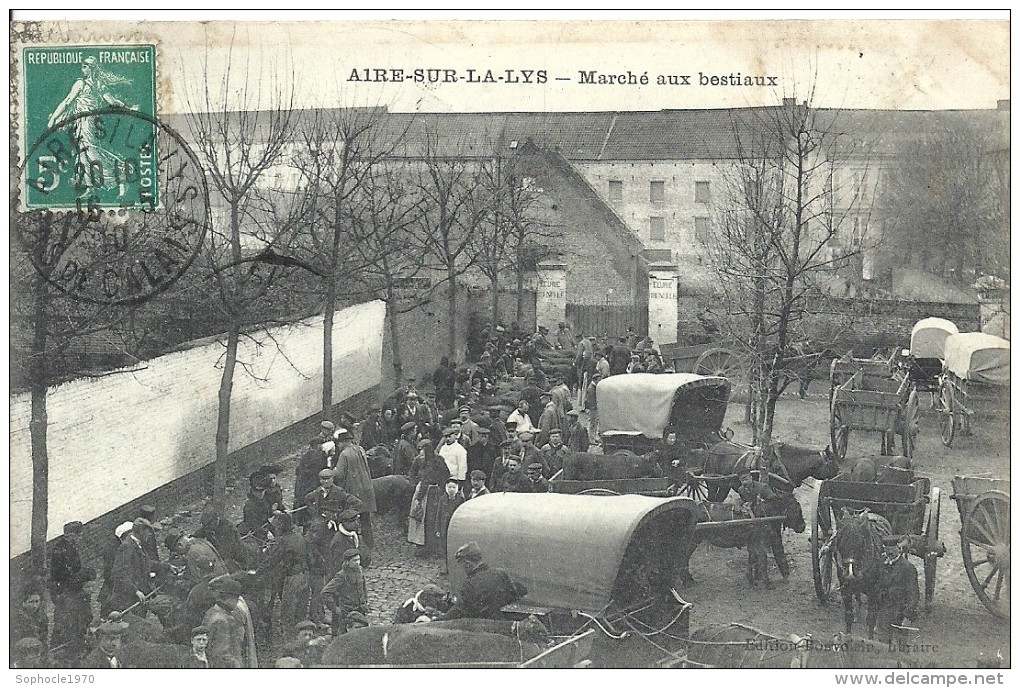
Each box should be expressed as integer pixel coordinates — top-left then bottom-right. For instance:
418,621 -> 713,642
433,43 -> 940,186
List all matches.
23,44 -> 158,210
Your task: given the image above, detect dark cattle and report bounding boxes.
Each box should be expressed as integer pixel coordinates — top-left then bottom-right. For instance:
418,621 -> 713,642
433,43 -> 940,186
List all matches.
319,616 -> 559,666
677,492 -> 805,587
561,451 -> 664,481
366,445 -> 394,479
372,474 -> 415,519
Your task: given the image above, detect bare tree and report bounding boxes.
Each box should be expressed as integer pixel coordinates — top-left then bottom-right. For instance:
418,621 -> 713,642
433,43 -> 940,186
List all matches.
878,117 -> 1008,283
701,95 -> 872,449
186,47 -> 297,508
411,129 -> 489,358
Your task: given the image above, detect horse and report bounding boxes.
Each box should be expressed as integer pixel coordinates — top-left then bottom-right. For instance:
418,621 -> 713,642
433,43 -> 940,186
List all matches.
681,441 -> 840,502
831,509 -> 892,635
776,344 -> 841,398
677,490 -> 805,587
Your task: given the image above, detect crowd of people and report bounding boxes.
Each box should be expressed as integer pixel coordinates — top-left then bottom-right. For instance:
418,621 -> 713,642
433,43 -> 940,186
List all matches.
9,319 -> 682,669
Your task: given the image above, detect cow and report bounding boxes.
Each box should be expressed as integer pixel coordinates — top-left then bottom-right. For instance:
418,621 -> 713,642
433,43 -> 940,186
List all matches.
366,445 -> 394,479
561,451 -> 664,481
319,615 -> 564,667
372,474 -> 415,520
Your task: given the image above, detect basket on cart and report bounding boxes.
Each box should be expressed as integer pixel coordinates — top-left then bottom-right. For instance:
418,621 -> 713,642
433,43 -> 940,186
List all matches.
950,475 -> 1010,620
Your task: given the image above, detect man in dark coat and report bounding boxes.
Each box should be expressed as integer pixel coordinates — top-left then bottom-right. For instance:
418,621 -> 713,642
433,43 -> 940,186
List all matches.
137,505 -> 161,563
182,625 -> 212,668
610,337 -> 631,376
260,513 -> 311,632
497,457 -> 532,493
194,511 -> 247,571
81,619 -> 130,668
11,591 -> 48,655
321,549 -> 369,636
433,357 -> 456,411
394,422 -> 419,476
526,463 -> 550,493
295,435 -> 332,527
281,620 -> 329,667
564,409 -> 590,453
239,473 -> 275,539
441,542 -> 528,620
539,428 -> 569,477
333,428 -> 378,554
110,519 -> 157,614
868,537 -> 921,643
466,426 -> 495,477
49,521 -> 95,659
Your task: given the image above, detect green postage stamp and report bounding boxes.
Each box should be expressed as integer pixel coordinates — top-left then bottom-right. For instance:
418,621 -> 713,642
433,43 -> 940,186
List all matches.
22,44 -> 158,210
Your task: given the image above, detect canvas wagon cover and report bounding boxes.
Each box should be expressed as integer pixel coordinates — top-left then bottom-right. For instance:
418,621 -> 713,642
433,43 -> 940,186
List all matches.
910,318 -> 959,359
596,373 -> 729,439
446,493 -> 697,614
944,333 -> 1010,385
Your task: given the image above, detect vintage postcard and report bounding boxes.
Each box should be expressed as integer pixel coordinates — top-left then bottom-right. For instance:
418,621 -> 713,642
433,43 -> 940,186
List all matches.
8,14 -> 1010,675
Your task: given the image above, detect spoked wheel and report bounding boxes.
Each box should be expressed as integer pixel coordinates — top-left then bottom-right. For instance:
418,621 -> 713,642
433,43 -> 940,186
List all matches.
923,486 -> 942,611
939,382 -> 955,447
903,390 -> 919,459
694,348 -> 742,379
961,490 -> 1011,620
812,485 -> 834,602
676,472 -> 708,501
830,405 -> 849,461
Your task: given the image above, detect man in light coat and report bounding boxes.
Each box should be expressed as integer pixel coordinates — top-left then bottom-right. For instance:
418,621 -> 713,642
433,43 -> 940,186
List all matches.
203,577 -> 258,668
333,427 -> 378,556
438,426 -> 469,490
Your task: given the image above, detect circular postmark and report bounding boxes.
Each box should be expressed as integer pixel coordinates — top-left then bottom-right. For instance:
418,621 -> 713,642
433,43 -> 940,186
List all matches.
17,108 -> 209,306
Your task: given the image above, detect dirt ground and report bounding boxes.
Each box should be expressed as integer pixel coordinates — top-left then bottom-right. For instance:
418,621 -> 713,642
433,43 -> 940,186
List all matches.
680,391 -> 1011,668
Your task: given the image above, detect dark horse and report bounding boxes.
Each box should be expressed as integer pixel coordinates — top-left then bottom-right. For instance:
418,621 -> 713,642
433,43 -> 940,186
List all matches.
677,491 -> 806,587
831,509 -> 892,635
677,441 -> 840,502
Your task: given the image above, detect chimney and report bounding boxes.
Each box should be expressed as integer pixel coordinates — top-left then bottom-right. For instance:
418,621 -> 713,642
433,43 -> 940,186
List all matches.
997,99 -> 1010,111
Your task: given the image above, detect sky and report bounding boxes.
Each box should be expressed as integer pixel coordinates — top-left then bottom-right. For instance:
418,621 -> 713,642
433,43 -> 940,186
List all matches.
10,14 -> 1012,114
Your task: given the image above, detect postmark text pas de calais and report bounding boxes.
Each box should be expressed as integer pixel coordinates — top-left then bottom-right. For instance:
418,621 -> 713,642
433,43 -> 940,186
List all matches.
23,45 -> 158,211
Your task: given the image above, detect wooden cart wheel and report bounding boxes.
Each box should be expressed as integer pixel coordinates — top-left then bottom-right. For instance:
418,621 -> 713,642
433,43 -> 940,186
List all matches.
676,473 -> 708,501
830,404 -> 849,461
939,381 -> 955,448
812,483 -> 834,602
694,348 -> 742,379
961,490 -> 1010,620
923,486 -> 941,611
903,390 -> 919,459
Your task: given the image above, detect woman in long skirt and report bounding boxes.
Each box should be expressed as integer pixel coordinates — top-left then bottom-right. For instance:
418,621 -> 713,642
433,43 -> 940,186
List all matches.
407,439 -> 451,558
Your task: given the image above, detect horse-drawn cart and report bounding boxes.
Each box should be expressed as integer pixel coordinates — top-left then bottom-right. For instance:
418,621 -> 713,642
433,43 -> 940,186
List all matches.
950,475 -> 1010,620
812,478 -> 944,611
447,493 -> 700,667
937,333 -> 1010,448
896,318 -> 959,405
829,367 -> 915,461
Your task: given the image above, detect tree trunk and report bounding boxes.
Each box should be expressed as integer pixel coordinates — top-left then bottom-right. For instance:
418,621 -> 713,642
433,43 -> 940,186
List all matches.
515,244 -> 525,326
388,293 -> 403,389
213,322 -> 239,510
491,274 -> 500,328
322,286 -> 335,420
29,271 -> 50,582
447,265 -> 457,360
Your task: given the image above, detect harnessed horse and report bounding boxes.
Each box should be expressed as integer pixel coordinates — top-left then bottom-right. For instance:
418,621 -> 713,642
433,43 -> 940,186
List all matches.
831,509 -> 892,635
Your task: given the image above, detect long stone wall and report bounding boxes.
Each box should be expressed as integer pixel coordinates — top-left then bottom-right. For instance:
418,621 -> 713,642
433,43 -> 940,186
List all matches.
9,301 -> 386,558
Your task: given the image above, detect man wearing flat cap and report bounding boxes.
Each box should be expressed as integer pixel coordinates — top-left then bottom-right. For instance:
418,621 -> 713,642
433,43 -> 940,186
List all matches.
259,512 -> 312,632
526,462 -> 550,493
488,438 -> 519,492
333,427 -> 378,556
182,625 -> 211,668
467,426 -> 495,477
869,536 -> 920,643
282,620 -> 328,667
540,428 -> 569,477
203,576 -> 258,668
110,518 -> 159,615
438,425 -> 469,491
394,421 -> 419,476
457,404 -> 480,447
497,456 -> 532,493
321,549 -> 369,636
81,618 -> 130,668
441,542 -> 528,621
50,520 -> 95,659
167,532 -> 229,586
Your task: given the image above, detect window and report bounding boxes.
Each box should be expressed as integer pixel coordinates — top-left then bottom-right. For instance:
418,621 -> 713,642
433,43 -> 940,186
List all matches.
608,180 -> 623,201
649,216 -> 665,241
650,180 -> 665,203
694,216 -> 710,242
695,181 -> 711,203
